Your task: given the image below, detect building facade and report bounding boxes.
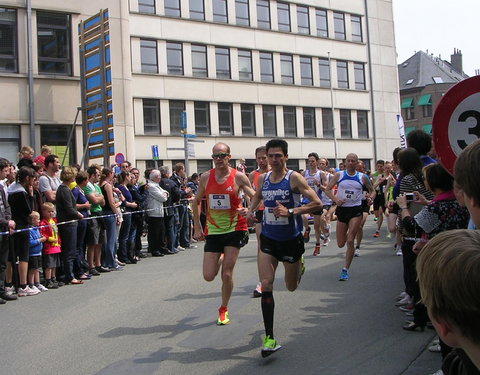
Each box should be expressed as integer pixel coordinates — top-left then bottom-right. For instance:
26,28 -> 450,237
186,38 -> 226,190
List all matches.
0,0 -> 400,173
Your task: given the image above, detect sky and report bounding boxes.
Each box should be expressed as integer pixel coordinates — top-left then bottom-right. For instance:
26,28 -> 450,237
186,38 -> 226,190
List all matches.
392,0 -> 479,76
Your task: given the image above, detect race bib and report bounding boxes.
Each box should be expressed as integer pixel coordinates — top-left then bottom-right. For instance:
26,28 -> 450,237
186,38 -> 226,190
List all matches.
344,190 -> 355,201
264,207 -> 289,225
209,194 -> 231,210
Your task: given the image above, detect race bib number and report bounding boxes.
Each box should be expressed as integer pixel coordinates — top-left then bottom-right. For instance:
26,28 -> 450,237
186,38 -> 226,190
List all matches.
264,207 -> 289,225
344,190 -> 355,201
209,194 -> 231,210
307,180 -> 316,188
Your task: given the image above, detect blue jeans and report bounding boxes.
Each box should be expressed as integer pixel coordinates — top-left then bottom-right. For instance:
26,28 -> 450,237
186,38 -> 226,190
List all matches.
117,213 -> 132,261
175,205 -> 190,248
102,212 -> 117,268
75,218 -> 88,276
59,222 -> 78,281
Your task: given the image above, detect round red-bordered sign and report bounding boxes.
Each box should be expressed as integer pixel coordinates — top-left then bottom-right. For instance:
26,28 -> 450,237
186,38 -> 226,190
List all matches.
114,152 -> 125,165
433,75 -> 480,175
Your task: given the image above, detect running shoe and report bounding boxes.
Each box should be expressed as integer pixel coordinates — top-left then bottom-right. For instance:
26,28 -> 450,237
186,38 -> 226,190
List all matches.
354,248 -> 360,257
303,227 -> 311,243
217,306 -> 230,325
5,286 -> 15,296
253,283 -> 262,298
373,231 -> 380,238
322,237 -> 330,246
261,335 -> 281,358
313,244 -> 320,256
339,268 -> 349,281
36,284 -> 48,292
396,246 -> 403,256
386,232 -> 392,239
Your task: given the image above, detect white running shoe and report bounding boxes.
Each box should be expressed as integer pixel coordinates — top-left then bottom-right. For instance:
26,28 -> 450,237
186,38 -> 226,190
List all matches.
396,245 -> 403,256
354,248 -> 360,257
18,286 -> 40,297
5,286 -> 15,296
322,237 -> 330,246
395,294 -> 411,306
36,284 -> 49,292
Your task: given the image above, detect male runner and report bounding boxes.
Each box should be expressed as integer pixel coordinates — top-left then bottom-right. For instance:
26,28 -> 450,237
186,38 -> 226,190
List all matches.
318,157 -> 334,247
249,146 -> 270,298
245,139 -> 322,357
325,153 -> 373,281
371,160 -> 385,225
354,160 -> 371,257
192,143 -> 254,325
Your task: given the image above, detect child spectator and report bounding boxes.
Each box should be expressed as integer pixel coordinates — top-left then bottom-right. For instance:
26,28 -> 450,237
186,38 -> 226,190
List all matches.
40,202 -> 62,289
33,145 -> 52,169
17,146 -> 35,169
27,211 -> 47,294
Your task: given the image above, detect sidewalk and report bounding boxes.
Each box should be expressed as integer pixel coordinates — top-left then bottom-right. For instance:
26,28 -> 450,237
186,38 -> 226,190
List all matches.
402,327 -> 443,375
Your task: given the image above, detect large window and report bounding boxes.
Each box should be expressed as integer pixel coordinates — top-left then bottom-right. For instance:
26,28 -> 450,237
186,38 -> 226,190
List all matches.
238,49 -> 253,81
300,56 -> 312,85
140,39 -> 158,73
197,160 -> 213,173
351,15 -> 363,42
138,0 -> 155,13
169,100 -> 185,134
340,109 -> 352,138
218,103 -> 234,135
303,107 -> 316,137
167,42 -> 183,75
37,12 -> 71,75
215,47 -> 230,79
277,2 -> 290,32
354,62 -> 365,90
263,105 -> 277,136
297,6 -> 310,34
357,110 -> 369,138
260,52 -> 273,82
0,125 -> 20,162
319,58 -> 330,87
423,103 -> 433,117
333,12 -> 345,40
194,101 -> 210,135
283,106 -> 297,137
337,60 -> 349,88
164,0 -> 181,17
316,8 -> 328,37
191,44 -> 207,77
236,0 -> 250,26
0,8 -> 17,72
257,0 -> 270,29
280,54 -> 294,84
322,108 -> 334,138
143,99 -> 161,134
241,104 -> 256,136
190,0 -> 204,20
213,0 -> 228,22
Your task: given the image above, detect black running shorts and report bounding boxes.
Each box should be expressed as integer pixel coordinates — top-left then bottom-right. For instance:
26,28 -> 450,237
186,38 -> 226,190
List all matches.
260,233 -> 305,263
335,205 -> 364,224
204,230 -> 249,253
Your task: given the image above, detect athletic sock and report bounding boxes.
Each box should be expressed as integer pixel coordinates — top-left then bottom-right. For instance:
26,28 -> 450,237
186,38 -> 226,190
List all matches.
261,291 -> 275,338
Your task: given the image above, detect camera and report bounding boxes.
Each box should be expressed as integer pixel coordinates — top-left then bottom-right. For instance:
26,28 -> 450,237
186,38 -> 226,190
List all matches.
405,193 -> 415,201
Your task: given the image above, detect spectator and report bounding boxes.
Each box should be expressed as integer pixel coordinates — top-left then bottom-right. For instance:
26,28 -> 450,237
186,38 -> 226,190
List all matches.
129,168 -> 149,260
170,163 -> 191,250
33,145 -> 52,168
115,171 -> 137,264
145,169 -> 169,256
407,129 -> 436,166
17,146 -> 35,169
120,161 -> 131,173
38,154 -> 61,203
236,159 -> 246,174
186,173 -> 199,195
159,166 -> 181,254
39,202 -> 62,289
27,211 -> 47,293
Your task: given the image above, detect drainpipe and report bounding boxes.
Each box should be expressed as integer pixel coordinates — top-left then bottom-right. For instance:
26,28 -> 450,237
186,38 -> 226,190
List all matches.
26,0 -> 35,147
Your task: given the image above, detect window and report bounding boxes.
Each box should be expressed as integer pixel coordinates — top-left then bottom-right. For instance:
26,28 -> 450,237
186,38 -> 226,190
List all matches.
286,159 -> 299,171
303,107 -> 316,137
167,42 -> 183,75
333,12 -> 345,40
322,108 -> 334,138
337,60 -> 349,88
0,8 -> 17,72
213,0 -> 228,22
260,52 -> 273,82
194,101 -> 210,135
283,106 -> 296,137
190,0 -> 204,20
236,0 -> 250,26
37,12 -> 71,75
297,6 -> 310,34
277,2 -> 290,32
405,107 -> 415,120
300,56 -> 312,85
197,159 -> 213,173
140,39 -> 158,73
241,104 -> 256,135
423,104 -> 432,118
319,58 -> 330,87
0,125 -> 20,162
215,47 -> 230,79
357,110 -> 368,138
316,8 -> 328,37
280,54 -> 294,84
138,0 -> 155,13
165,0 -> 181,17
238,49 -> 253,81
263,105 -> 277,136
354,62 -> 365,90
432,76 -> 443,83
405,79 -> 414,85
143,99 -> 161,134
351,15 -> 362,42
257,0 -> 270,29
169,100 -> 185,134
218,103 -> 234,135
191,44 -> 207,77
340,109 -> 351,138
41,126 -> 76,165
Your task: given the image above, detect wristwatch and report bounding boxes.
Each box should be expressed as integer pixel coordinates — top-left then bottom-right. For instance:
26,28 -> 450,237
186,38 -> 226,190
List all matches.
288,208 -> 295,216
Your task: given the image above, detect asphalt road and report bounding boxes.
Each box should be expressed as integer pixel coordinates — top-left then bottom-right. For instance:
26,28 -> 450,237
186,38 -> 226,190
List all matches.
1,219 -> 441,375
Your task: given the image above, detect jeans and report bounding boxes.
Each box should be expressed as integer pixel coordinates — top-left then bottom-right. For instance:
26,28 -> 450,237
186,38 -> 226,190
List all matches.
117,213 -> 132,261
102,212 -> 117,268
75,218 -> 88,275
59,222 -> 78,282
164,215 -> 175,252
174,205 -> 190,248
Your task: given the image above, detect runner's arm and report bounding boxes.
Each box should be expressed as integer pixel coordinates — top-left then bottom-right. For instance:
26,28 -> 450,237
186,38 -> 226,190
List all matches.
192,172 -> 209,240
324,172 -> 341,204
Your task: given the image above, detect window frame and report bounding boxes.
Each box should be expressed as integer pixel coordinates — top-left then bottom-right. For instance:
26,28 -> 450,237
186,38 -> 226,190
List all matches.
283,106 -> 297,137
189,0 -> 205,20
241,103 -> 256,136
319,58 -> 331,88
333,11 -> 345,40
259,51 -> 274,83
143,99 -> 161,134
340,109 -> 352,138
297,5 -> 310,34
218,102 -> 234,135
315,8 -> 328,38
322,108 -> 334,138
300,56 -> 313,86
354,62 -> 365,90
194,101 -> 210,135
357,110 -> 369,139
351,15 -> 363,42
140,39 -> 158,73
336,60 -> 349,89
0,7 -> 17,73
303,107 -> 316,137
166,42 -> 183,75
262,105 -> 277,136
138,0 -> 156,14
169,100 -> 185,135
277,2 -> 291,32
215,47 -> 231,79
280,54 -> 294,84
164,0 -> 181,17
256,0 -> 271,29
235,0 -> 250,26
212,0 -> 228,22
238,49 -> 253,81
191,44 -> 207,77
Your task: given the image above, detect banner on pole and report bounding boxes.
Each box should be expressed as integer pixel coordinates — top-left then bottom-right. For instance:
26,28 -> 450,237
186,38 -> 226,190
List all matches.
396,114 -> 407,148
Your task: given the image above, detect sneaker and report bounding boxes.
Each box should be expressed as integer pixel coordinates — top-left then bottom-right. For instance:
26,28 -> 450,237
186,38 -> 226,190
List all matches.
18,286 -> 39,297
395,294 -> 411,306
5,286 -> 16,296
396,291 -> 407,301
217,306 -> 230,325
36,284 -> 48,292
96,266 -> 111,273
324,223 -> 331,236
354,248 -> 360,257
322,237 -> 330,246
116,260 -> 126,267
399,303 -> 414,312
177,246 -> 186,251
109,266 -> 124,271
45,280 -> 59,289
386,232 -> 392,239
373,231 -> 380,238
30,285 -> 41,293
313,244 -> 320,256
396,246 -> 403,256
185,244 -> 197,249
89,268 -> 101,276
253,283 -> 262,298
303,227 -> 311,243
339,268 -> 349,281
429,343 -> 441,353
261,335 -> 281,358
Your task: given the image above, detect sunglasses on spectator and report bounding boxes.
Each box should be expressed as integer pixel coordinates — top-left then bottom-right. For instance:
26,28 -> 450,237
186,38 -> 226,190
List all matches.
211,153 -> 230,159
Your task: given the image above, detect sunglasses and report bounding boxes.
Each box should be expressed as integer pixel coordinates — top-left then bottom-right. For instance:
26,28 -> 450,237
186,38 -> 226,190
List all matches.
211,153 -> 230,159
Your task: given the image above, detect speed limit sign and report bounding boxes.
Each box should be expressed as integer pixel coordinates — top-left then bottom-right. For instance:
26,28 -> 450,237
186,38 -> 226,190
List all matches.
433,75 -> 480,174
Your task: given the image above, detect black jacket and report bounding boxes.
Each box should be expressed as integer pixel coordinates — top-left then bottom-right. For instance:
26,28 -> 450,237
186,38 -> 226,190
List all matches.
160,177 -> 181,216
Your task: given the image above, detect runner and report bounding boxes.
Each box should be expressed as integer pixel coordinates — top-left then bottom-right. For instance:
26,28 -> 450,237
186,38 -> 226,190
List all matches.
245,139 -> 322,357
192,142 -> 254,326
318,158 -> 334,247
325,153 -> 373,281
354,160 -> 372,257
371,160 -> 385,225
